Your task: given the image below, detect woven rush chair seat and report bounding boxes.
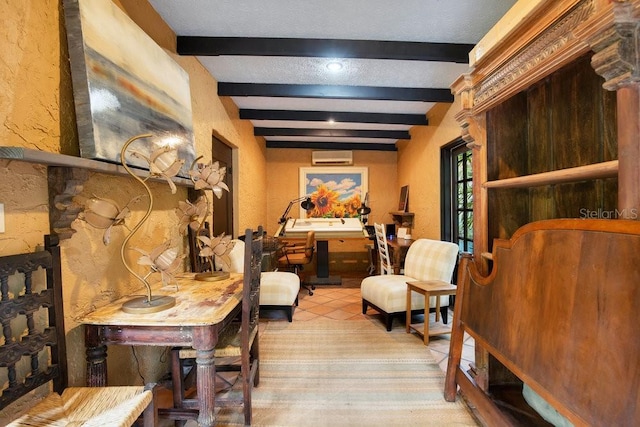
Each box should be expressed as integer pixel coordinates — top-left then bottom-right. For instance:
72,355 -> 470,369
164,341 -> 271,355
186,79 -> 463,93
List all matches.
176,323 -> 258,359
361,238 -> 459,331
2,235 -> 157,427
9,386 -> 154,427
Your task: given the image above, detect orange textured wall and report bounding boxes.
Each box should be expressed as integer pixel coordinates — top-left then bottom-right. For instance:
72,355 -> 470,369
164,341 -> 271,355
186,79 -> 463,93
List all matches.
266,148 -> 398,273
396,100 -> 462,240
0,1 -> 267,421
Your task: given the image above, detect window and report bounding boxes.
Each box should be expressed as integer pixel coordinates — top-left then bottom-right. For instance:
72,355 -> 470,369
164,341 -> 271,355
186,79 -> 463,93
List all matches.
441,138 -> 473,253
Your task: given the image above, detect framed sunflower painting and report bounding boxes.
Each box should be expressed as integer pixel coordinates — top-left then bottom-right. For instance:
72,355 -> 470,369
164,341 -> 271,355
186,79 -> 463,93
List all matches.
299,167 -> 368,219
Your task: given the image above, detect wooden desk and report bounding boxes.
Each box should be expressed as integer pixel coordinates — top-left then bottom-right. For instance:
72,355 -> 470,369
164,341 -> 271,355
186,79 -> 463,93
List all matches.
79,273 -> 243,427
276,218 -> 368,285
406,280 -> 457,345
387,237 -> 414,274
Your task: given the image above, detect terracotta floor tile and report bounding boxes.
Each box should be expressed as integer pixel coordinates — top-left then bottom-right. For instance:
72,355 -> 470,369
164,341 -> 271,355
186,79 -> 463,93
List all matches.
324,309 -> 358,320
304,304 -> 338,315
323,298 -> 350,308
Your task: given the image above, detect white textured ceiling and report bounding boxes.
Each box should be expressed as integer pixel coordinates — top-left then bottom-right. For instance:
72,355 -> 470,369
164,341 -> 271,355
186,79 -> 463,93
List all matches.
148,0 -> 517,150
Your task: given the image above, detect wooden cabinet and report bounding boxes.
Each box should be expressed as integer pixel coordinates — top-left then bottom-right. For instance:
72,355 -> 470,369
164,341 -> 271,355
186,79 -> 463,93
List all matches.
448,1 -> 640,422
485,55 -> 618,248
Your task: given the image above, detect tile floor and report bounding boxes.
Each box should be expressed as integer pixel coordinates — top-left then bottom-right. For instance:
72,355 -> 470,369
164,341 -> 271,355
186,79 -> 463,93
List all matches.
260,274 -> 476,374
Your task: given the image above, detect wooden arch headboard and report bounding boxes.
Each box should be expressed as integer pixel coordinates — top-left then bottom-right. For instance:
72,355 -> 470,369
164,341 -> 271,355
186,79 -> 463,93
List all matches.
445,218 -> 640,426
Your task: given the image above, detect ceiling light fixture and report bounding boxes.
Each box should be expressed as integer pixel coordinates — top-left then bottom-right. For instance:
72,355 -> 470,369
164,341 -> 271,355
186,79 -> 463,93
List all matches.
326,61 -> 343,71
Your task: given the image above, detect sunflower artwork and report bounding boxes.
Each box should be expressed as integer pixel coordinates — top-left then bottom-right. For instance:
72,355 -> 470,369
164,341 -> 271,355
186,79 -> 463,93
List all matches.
300,167 -> 368,219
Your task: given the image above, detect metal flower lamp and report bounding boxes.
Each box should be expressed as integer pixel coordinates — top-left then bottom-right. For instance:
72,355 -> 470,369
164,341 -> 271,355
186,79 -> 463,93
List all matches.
118,133 -> 185,313
81,133 -> 186,313
181,157 -> 234,281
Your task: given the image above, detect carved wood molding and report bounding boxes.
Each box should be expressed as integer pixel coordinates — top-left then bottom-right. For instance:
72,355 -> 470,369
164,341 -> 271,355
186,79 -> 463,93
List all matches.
590,1 -> 640,89
47,167 -> 88,240
474,0 -> 595,109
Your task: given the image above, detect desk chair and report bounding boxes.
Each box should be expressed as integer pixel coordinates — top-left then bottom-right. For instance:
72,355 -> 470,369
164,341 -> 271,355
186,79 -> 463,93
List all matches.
3,235 -> 158,426
171,227 -> 262,426
277,230 -> 316,295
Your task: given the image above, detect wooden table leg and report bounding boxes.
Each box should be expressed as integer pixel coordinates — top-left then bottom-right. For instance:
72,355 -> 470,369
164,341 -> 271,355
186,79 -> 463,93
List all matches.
193,325 -> 218,427
406,285 -> 412,333
423,290 -> 430,345
394,248 -> 402,274
84,325 -> 107,387
195,348 -> 216,426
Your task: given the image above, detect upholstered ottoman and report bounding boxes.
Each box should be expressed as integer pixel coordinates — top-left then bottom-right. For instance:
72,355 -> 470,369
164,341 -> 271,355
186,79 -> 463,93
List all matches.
260,271 -> 300,322
217,240 -> 301,322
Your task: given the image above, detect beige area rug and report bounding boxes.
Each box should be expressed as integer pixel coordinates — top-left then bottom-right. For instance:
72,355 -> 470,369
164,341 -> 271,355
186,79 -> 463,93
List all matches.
213,319 -> 479,427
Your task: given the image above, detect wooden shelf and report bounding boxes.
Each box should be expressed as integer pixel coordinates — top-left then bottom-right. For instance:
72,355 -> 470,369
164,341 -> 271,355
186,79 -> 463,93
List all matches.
389,211 -> 414,229
1,146 -> 195,240
0,146 -> 194,187
484,160 -> 618,189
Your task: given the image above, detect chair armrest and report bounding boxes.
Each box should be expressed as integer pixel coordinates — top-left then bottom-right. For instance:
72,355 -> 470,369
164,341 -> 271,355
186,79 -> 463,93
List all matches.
282,243 -> 308,254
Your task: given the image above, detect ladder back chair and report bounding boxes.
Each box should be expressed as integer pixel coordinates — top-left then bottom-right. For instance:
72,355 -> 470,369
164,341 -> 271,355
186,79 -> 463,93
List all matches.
171,226 -> 263,425
374,223 -> 394,275
1,235 -> 157,426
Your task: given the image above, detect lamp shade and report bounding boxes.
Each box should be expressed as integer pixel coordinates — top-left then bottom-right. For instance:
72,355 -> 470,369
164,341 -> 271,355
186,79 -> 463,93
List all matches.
357,204 -> 371,216
301,198 -> 315,211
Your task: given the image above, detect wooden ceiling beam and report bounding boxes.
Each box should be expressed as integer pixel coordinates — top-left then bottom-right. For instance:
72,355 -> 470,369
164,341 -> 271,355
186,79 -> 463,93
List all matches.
219,83 -> 453,102
265,141 -> 397,151
240,109 -> 428,125
255,128 -> 410,139
177,37 -> 472,63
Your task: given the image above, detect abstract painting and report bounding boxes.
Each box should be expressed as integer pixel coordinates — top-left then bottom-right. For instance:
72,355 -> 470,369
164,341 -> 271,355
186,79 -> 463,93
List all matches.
63,0 -> 196,177
299,167 -> 368,218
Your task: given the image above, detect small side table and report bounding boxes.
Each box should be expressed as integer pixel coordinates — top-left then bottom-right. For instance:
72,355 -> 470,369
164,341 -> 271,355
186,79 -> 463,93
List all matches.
406,280 -> 457,345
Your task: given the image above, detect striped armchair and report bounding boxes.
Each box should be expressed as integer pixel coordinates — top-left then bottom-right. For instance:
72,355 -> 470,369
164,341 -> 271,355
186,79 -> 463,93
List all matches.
361,238 -> 459,331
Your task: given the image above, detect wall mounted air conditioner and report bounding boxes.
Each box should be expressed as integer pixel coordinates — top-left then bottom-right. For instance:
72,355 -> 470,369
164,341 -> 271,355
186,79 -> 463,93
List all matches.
311,150 -> 353,165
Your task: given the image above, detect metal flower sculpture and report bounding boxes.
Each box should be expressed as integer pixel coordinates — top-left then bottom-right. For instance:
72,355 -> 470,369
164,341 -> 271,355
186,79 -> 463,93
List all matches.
175,197 -> 208,235
81,195 -> 143,245
132,241 -> 185,287
130,146 -> 185,194
191,160 -> 229,197
83,133 -> 187,313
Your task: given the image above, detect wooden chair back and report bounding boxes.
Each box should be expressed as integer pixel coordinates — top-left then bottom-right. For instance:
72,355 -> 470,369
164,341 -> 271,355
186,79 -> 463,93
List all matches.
1,236 -> 157,426
216,226 -> 263,425
279,230 -> 315,267
242,226 -> 263,366
0,235 -> 67,409
374,223 -> 393,275
303,230 -> 315,260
